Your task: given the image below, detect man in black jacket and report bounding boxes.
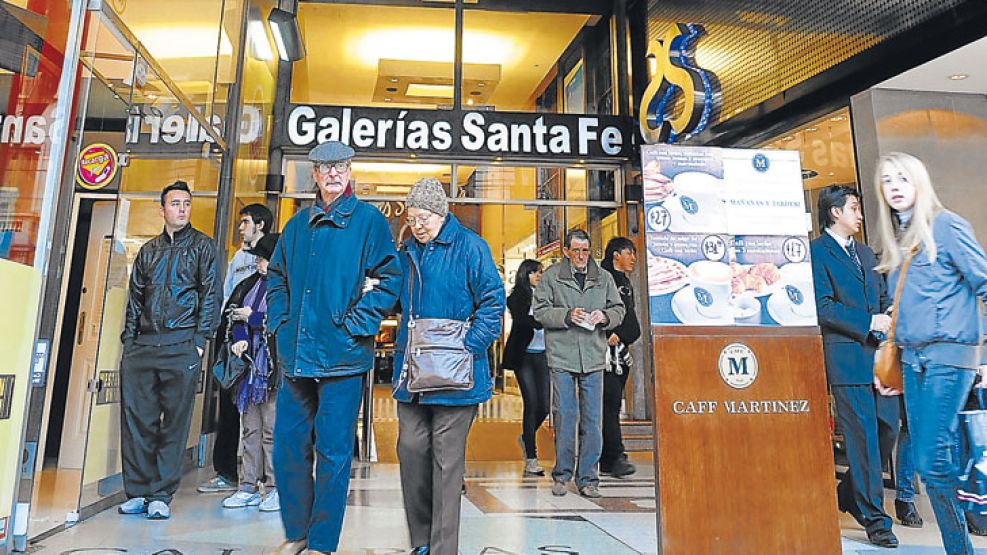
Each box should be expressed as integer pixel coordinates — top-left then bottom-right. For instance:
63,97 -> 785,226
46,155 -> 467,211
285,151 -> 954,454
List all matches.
600,237 -> 641,478
117,181 -> 218,520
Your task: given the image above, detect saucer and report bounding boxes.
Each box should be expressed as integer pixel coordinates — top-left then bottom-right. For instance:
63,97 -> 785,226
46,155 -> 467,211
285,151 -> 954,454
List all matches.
766,289 -> 817,326
671,286 -> 734,325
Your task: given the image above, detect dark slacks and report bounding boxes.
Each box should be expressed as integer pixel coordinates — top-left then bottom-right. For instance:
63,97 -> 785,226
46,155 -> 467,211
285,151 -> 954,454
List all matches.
515,351 -> 550,459
397,402 -> 477,555
601,367 -> 630,468
833,384 -> 899,534
273,374 -> 363,552
212,385 -> 240,483
119,341 -> 201,504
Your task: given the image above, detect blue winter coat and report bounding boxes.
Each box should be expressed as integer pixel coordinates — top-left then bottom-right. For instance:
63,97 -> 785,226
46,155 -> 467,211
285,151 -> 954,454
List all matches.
890,210 -> 987,369
392,214 -> 506,406
267,193 -> 402,378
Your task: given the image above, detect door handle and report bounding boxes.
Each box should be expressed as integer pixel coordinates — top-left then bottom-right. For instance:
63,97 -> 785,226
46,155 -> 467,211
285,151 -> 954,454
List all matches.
77,312 -> 86,345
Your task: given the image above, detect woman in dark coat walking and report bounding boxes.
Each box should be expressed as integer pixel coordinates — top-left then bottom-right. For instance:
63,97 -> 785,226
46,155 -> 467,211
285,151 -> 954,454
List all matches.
502,259 -> 549,476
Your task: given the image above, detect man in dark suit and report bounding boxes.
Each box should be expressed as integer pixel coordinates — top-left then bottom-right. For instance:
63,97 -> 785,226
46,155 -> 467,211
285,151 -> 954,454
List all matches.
810,185 -> 899,549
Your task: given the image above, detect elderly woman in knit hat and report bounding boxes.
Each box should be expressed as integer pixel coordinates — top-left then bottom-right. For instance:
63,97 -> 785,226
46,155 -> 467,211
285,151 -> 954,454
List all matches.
392,178 -> 505,555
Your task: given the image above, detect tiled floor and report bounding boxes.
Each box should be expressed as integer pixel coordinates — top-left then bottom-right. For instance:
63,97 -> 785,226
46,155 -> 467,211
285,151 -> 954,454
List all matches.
26,456 -> 987,555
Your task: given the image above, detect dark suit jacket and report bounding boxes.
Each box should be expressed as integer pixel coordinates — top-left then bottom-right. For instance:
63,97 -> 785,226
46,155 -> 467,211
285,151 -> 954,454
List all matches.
810,232 -> 890,385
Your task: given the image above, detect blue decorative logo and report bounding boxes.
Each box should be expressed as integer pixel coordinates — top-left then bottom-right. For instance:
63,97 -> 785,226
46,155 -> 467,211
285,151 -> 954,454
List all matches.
680,195 -> 699,215
785,285 -> 804,305
694,287 -> 713,307
752,153 -> 770,173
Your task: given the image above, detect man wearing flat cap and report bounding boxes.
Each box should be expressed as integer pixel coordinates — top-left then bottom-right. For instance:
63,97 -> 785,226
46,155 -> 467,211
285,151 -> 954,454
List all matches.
267,141 -> 401,554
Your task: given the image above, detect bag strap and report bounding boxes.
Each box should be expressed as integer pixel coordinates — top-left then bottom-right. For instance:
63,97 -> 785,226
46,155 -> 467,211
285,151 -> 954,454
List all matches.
887,246 -> 918,343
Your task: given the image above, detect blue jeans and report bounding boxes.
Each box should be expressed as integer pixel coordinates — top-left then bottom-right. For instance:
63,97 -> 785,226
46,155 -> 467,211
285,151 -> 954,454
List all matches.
903,354 -> 978,555
896,399 -> 918,502
273,374 -> 363,552
551,369 -> 603,489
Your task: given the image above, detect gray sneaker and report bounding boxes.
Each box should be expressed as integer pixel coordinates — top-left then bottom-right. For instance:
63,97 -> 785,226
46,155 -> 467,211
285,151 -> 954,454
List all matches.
117,497 -> 146,514
579,485 -> 602,498
197,475 -> 237,493
146,500 -> 170,520
551,481 -> 567,497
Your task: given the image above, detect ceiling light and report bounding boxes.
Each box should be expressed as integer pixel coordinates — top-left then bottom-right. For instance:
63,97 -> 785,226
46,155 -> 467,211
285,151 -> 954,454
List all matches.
783,136 -> 794,141
268,8 -> 306,62
384,97 -> 392,102
406,83 -> 454,98
477,82 -> 486,88
389,77 -> 399,83
248,20 -> 273,61
805,127 -> 818,132
949,73 -> 969,80
466,98 -> 474,106
133,26 -> 233,59
830,116 -> 846,122
357,29 -> 514,67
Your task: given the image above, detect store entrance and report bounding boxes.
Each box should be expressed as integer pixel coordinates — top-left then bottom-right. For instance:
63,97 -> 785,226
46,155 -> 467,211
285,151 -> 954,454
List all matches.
30,198 -> 115,534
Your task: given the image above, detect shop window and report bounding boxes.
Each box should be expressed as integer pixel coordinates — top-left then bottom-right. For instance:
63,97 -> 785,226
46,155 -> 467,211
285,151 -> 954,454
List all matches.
292,3 -> 455,108
762,107 -> 857,238
0,0 -> 73,266
107,0 -> 244,120
460,8 -> 611,114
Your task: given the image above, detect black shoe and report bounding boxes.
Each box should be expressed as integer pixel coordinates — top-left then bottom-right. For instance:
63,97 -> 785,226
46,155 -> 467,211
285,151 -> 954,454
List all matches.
837,492 -> 867,529
969,518 -> 987,536
866,528 -> 898,549
607,457 -> 636,478
894,499 -> 923,528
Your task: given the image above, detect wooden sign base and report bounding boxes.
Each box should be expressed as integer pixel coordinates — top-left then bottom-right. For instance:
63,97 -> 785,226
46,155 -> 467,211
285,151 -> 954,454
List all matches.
651,327 -> 841,554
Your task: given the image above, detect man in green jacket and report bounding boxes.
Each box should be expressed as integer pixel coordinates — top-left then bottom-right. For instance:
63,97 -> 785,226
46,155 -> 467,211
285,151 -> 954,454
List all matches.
533,229 -> 624,498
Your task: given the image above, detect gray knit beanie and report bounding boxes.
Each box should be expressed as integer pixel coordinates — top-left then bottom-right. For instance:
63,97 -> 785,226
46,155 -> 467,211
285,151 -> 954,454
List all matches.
406,178 -> 449,217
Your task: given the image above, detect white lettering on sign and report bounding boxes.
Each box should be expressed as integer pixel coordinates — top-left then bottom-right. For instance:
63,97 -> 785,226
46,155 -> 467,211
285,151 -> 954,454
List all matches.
126,113 -> 223,145
1,114 -> 50,145
671,399 -> 810,415
285,106 -> 627,158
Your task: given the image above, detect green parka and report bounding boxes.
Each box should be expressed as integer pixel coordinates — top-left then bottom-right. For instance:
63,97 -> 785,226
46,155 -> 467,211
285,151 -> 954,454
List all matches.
532,257 -> 625,373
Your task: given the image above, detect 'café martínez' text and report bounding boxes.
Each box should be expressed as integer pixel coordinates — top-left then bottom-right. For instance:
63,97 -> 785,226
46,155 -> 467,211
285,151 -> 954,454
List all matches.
671,399 -> 810,415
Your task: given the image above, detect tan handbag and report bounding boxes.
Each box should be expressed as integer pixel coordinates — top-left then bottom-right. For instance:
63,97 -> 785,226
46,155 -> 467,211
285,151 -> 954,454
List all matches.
874,248 -> 917,391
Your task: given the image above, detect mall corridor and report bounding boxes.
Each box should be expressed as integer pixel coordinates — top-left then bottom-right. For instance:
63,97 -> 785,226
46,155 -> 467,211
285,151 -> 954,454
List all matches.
25,459 -> 987,554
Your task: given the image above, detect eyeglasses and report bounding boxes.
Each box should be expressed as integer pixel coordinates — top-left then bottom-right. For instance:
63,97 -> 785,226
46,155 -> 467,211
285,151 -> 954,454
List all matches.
407,214 -> 435,227
314,161 -> 351,175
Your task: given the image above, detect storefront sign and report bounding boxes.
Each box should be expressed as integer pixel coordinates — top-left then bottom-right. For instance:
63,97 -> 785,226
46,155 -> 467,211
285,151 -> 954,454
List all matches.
277,105 -> 633,161
643,145 -> 816,327
639,23 -> 720,144
76,144 -> 119,190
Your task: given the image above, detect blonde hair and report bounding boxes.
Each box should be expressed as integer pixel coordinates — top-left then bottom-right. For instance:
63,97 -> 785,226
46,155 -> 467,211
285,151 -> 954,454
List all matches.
873,152 -> 943,272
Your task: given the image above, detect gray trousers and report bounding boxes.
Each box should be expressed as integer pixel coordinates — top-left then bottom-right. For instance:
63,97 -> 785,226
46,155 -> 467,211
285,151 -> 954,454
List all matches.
119,341 -> 200,504
239,397 -> 276,492
397,402 -> 477,555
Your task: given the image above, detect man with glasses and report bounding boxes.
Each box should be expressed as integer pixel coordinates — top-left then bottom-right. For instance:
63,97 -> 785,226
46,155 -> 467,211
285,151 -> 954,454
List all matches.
267,141 -> 402,555
533,229 -> 624,499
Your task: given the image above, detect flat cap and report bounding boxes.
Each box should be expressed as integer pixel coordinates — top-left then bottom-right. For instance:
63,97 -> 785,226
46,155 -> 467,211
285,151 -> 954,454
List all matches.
308,140 -> 355,163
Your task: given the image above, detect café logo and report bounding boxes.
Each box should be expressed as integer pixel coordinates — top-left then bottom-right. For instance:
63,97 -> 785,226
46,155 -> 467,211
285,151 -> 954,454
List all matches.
639,23 -> 721,144
717,343 -> 758,389
752,153 -> 770,172
76,144 -> 119,190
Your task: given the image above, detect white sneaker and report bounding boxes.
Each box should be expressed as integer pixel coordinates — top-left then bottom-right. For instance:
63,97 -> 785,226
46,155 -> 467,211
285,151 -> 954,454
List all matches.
117,497 -> 146,514
222,490 -> 261,508
259,489 -> 280,512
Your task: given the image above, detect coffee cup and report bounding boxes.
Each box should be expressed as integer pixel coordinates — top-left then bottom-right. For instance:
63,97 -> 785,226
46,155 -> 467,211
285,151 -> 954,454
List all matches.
780,262 -> 815,318
688,260 -> 732,319
673,172 -> 721,225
